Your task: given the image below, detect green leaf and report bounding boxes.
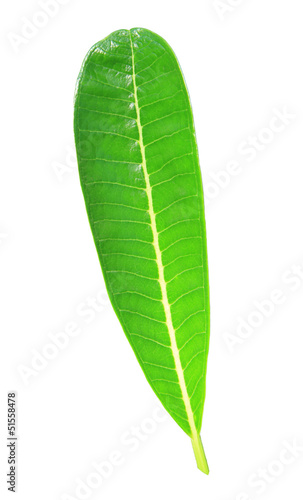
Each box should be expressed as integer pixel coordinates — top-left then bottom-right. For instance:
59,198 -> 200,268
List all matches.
74,28 -> 210,474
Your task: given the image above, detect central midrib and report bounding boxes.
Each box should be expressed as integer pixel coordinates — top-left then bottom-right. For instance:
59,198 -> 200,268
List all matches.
129,33 -> 197,438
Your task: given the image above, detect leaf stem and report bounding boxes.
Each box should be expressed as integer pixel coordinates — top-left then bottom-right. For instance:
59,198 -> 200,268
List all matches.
191,433 -> 209,474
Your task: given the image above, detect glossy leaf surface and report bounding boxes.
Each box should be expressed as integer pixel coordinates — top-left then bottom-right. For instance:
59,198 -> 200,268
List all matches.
74,28 -> 210,473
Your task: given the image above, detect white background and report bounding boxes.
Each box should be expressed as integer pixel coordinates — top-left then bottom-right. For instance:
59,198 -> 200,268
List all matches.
1,1 -> 303,499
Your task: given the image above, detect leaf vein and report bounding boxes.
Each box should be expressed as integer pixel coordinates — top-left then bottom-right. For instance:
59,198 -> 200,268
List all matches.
122,310 -> 165,325
106,270 -> 158,281
176,311 -> 205,331
183,350 -> 206,371
79,129 -> 138,142
130,333 -> 169,346
145,128 -> 190,148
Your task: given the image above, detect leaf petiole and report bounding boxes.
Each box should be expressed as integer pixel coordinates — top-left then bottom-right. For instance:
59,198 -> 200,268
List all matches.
191,433 -> 209,474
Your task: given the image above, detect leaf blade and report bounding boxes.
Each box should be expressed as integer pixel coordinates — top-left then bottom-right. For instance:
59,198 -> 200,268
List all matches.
74,28 -> 210,473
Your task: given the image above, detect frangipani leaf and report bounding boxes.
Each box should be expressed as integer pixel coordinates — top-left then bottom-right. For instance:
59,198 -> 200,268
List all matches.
74,28 -> 210,473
